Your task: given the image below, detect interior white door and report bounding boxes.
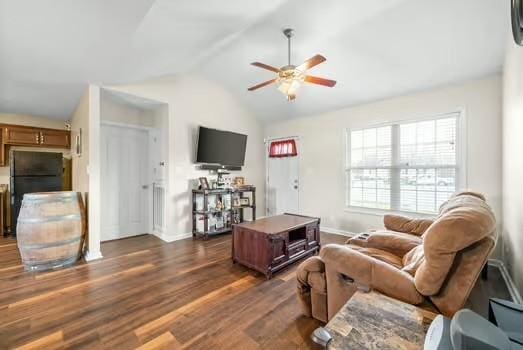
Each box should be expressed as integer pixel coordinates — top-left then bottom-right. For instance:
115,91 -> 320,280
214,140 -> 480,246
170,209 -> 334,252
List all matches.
267,141 -> 299,216
101,125 -> 149,241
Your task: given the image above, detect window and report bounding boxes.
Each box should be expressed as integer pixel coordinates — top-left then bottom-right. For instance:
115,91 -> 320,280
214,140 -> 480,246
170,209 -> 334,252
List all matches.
269,139 -> 298,157
346,112 -> 462,214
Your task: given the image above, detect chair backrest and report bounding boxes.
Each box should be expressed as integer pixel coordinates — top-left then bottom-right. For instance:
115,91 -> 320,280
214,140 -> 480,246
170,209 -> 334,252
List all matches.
413,192 -> 497,316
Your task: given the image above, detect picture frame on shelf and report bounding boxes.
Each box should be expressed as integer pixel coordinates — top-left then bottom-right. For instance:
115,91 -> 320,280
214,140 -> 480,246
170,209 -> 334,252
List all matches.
239,198 -> 250,206
234,177 -> 245,187
199,177 -> 209,190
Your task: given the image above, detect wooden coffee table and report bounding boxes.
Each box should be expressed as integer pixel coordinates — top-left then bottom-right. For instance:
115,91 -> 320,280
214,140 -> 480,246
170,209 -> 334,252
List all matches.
317,291 -> 438,349
232,214 -> 320,278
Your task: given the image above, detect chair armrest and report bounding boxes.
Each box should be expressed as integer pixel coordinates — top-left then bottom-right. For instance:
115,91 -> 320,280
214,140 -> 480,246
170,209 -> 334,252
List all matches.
384,214 -> 434,236
347,231 -> 422,257
320,244 -> 424,305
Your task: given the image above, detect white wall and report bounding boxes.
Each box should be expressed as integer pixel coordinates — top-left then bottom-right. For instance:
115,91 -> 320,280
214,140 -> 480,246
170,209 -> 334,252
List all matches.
70,90 -> 90,195
70,85 -> 103,260
109,75 -> 266,240
502,39 -> 523,295
264,76 -> 502,253
100,90 -> 163,127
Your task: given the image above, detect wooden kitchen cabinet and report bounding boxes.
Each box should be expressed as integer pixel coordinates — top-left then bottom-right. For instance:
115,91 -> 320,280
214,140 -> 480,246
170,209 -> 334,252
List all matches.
3,125 -> 70,148
40,129 -> 70,148
0,124 -> 71,166
4,126 -> 41,146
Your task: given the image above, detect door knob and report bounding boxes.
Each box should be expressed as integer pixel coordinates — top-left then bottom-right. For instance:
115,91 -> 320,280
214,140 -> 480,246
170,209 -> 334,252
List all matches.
294,185 -> 298,189
142,185 -> 149,189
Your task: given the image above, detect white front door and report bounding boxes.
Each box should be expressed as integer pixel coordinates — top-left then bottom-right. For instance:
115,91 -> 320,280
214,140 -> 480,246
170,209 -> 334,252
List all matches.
101,125 -> 149,241
266,139 -> 300,216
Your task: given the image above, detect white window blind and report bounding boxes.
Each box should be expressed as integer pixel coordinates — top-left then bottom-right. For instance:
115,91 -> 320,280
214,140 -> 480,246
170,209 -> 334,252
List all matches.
347,113 -> 461,214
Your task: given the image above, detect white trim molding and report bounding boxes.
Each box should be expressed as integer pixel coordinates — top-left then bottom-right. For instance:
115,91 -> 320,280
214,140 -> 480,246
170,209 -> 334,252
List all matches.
321,226 -> 354,237
84,250 -> 103,262
154,231 -> 192,243
488,259 -> 522,304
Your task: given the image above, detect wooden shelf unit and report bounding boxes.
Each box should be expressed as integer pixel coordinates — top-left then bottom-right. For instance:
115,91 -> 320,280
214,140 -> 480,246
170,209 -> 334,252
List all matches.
192,186 -> 256,240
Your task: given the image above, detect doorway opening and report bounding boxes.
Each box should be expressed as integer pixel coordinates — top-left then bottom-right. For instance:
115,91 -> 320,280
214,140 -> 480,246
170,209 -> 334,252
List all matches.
99,89 -> 168,242
266,136 -> 300,216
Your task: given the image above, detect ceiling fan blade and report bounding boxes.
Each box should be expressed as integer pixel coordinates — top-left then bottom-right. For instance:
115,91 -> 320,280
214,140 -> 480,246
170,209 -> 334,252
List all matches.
304,75 -> 337,87
247,79 -> 277,91
296,54 -> 326,71
251,62 -> 281,73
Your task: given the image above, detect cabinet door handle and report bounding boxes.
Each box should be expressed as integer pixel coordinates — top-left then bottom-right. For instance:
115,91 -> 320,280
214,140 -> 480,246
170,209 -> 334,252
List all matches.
35,134 -> 39,143
40,132 -> 44,144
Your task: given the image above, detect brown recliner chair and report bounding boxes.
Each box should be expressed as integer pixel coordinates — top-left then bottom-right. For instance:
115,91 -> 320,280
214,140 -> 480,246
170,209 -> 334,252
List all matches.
297,192 -> 497,322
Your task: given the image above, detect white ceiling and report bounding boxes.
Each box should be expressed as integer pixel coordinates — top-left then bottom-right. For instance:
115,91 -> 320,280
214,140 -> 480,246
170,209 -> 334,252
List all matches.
0,0 -> 510,121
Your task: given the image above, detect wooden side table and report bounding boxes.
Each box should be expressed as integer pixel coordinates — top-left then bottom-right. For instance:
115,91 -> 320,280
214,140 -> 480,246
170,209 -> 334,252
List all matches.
315,291 -> 437,349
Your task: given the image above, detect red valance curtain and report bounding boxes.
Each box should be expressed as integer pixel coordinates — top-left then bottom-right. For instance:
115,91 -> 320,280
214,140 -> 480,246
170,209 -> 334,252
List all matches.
269,139 -> 298,158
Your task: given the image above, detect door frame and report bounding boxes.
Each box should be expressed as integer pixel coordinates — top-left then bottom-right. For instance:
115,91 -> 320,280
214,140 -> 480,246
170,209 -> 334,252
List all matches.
100,120 -> 156,239
264,135 -> 300,216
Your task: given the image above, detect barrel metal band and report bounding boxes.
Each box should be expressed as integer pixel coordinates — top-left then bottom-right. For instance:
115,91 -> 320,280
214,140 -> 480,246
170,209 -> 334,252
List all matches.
23,192 -> 78,199
19,236 -> 82,250
18,214 -> 81,224
24,197 -> 78,204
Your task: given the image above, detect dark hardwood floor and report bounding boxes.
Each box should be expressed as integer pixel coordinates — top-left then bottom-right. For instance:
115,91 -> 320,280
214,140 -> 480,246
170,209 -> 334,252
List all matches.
0,233 -> 511,349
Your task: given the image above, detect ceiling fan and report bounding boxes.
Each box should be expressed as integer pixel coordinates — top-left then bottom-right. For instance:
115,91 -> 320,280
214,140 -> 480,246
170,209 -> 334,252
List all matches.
247,28 -> 337,101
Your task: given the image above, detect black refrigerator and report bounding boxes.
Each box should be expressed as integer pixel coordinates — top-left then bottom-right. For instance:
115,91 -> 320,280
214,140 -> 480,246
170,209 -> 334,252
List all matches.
10,151 -> 63,234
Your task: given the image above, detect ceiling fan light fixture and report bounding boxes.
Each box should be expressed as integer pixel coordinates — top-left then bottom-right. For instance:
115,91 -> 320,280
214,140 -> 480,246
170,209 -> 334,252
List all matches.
247,28 -> 336,99
277,78 -> 301,98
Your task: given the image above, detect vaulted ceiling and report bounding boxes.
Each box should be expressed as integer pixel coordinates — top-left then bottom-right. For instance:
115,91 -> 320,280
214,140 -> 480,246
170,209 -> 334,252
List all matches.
0,0 -> 510,121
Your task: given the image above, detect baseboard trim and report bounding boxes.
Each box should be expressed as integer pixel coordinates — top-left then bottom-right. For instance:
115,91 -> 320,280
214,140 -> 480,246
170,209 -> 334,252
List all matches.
321,226 -> 354,237
84,250 -> 103,261
154,231 -> 192,243
488,259 -> 522,304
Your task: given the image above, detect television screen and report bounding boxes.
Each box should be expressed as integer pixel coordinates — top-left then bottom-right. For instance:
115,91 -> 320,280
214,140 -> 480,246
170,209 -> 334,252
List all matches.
196,126 -> 247,166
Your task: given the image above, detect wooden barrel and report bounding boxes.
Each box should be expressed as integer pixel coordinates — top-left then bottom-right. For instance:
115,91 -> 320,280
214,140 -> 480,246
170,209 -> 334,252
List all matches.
17,191 -> 85,271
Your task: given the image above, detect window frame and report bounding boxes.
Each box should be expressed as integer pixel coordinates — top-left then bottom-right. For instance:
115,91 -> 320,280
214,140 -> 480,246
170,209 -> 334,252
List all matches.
345,109 -> 467,217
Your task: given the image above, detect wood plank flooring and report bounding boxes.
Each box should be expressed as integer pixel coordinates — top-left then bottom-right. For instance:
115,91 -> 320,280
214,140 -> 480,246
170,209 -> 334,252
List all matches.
0,233 -> 511,349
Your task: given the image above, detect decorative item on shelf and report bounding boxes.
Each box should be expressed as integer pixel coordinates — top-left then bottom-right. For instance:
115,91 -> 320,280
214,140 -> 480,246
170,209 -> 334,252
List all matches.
215,216 -> 224,229
232,197 -> 241,207
207,195 -> 216,210
210,179 -> 218,189
234,177 -> 245,188
216,199 -> 223,211
223,174 -> 232,189
199,177 -> 209,190
208,215 -> 216,229
217,171 -> 231,189
223,194 -> 231,210
239,198 -> 250,206
232,211 -> 241,224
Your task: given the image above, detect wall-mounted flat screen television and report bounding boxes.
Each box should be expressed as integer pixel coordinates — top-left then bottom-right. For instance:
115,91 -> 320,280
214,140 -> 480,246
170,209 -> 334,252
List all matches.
196,126 -> 247,166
